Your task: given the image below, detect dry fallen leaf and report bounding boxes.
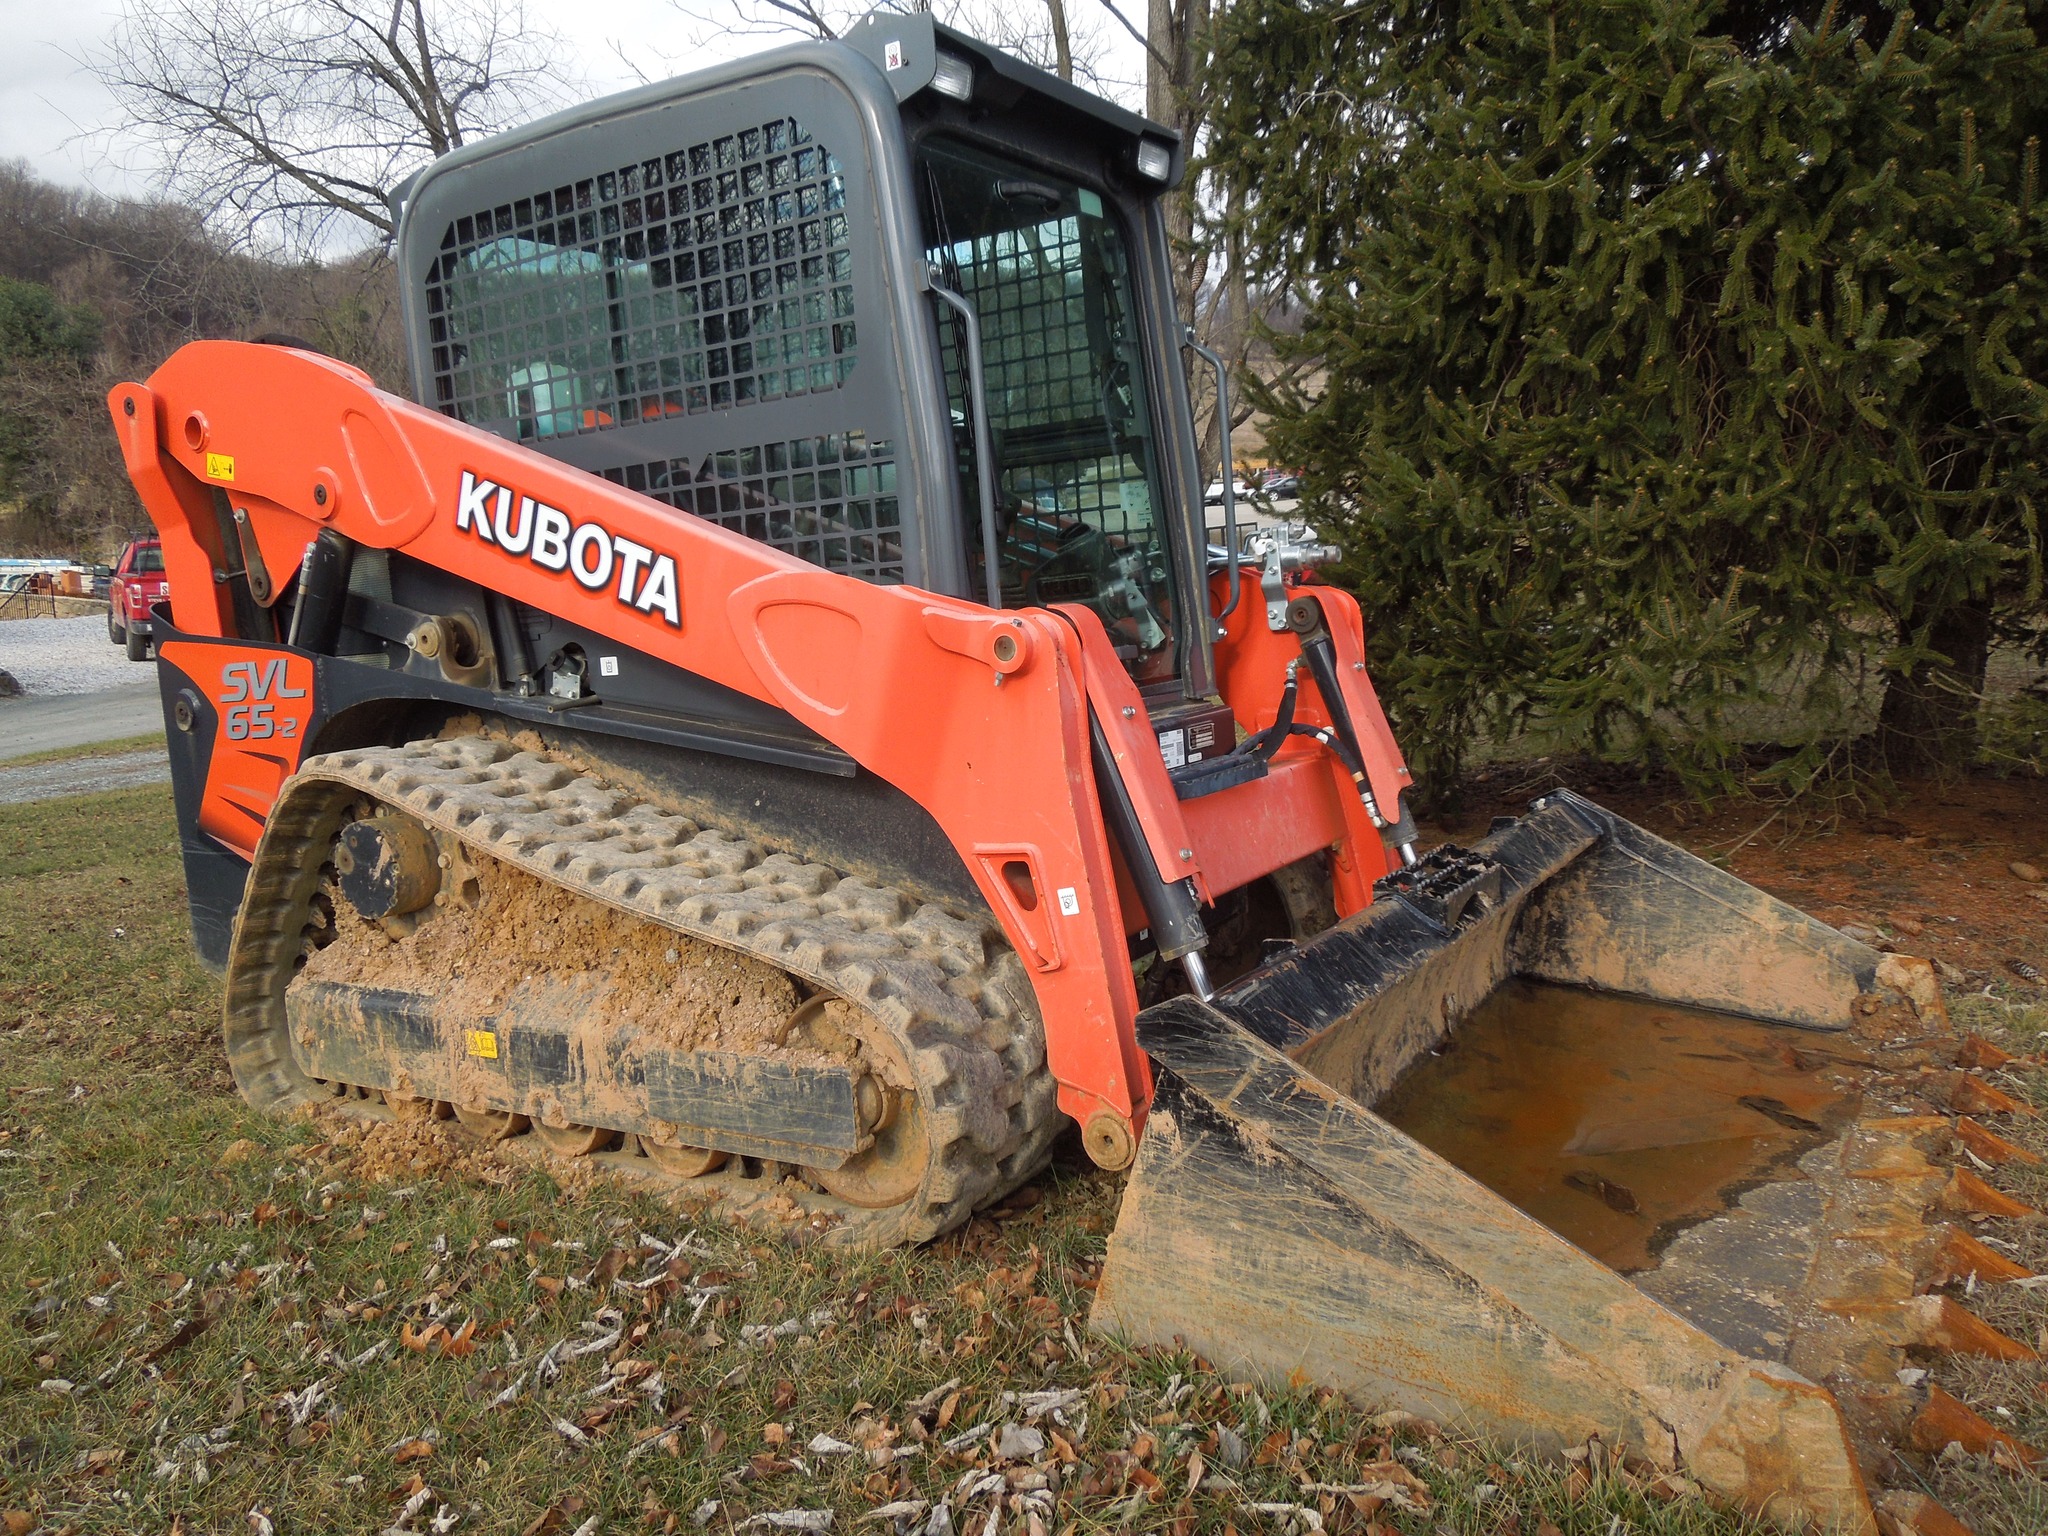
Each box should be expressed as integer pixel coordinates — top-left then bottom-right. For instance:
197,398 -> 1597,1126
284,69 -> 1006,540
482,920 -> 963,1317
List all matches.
146,1312 -> 213,1362
3,1511 -> 31,1536
520,1494 -> 587,1536
466,1367 -> 508,1403
393,1439 -> 436,1466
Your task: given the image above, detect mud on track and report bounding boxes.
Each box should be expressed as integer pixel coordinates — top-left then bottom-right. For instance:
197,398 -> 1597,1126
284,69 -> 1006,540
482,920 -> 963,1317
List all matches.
300,844 -> 804,1057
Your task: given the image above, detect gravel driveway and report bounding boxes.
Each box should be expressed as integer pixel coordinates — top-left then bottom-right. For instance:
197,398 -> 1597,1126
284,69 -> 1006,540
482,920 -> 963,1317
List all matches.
0,614 -> 149,695
0,748 -> 169,805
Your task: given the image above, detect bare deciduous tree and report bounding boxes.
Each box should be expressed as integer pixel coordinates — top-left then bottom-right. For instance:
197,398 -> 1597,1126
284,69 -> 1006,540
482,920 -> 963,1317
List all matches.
653,0 -> 1123,97
1131,0 -> 1262,478
1045,0 -> 1074,80
89,0 -> 577,254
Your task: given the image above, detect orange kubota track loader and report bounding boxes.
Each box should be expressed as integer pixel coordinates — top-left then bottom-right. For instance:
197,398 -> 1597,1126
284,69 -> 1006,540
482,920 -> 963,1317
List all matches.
113,17 -> 2037,1533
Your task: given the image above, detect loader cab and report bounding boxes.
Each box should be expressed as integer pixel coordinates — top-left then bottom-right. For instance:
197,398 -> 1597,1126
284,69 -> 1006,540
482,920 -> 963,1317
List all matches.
395,14 -> 1214,708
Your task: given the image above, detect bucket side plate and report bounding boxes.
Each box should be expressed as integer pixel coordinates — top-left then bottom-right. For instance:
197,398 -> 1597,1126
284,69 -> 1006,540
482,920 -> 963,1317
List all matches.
1512,793 -> 1877,1030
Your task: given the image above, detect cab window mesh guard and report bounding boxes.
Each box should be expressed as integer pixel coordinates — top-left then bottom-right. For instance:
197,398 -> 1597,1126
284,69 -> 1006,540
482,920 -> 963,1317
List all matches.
602,432 -> 902,583
426,115 -> 858,439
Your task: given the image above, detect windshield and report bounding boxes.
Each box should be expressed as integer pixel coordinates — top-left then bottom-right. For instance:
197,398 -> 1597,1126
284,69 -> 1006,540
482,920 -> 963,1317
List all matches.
919,140 -> 1178,686
133,546 -> 164,574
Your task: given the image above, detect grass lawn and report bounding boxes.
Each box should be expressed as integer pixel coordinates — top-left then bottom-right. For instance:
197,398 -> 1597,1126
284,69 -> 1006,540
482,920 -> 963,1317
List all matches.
1,784 -> 2042,1536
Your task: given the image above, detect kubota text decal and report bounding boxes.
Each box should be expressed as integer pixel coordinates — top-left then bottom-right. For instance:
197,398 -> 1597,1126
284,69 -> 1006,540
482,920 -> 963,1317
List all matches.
453,470 -> 682,627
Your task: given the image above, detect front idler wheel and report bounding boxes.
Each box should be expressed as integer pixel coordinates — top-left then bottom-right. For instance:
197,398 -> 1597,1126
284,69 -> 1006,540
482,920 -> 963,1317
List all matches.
781,993 -> 929,1212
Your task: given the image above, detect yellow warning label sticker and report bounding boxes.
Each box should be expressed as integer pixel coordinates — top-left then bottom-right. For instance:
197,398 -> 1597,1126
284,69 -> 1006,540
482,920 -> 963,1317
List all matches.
465,1028 -> 499,1060
205,452 -> 236,482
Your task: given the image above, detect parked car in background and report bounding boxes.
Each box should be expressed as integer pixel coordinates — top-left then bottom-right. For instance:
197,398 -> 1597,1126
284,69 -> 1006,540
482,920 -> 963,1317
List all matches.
107,538 -> 167,660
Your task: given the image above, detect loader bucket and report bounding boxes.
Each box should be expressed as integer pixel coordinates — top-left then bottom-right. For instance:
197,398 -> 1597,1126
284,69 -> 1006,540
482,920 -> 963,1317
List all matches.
1093,791 -> 2034,1534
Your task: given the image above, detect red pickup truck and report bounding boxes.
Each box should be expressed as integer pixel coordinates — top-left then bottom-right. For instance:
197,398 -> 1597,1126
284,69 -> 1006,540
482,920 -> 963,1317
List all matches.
107,537 -> 167,660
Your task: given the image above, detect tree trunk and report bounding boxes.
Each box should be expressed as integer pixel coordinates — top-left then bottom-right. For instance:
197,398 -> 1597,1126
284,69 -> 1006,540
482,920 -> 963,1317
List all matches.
1146,0 -> 1174,121
1045,0 -> 1072,81
1877,595 -> 1995,774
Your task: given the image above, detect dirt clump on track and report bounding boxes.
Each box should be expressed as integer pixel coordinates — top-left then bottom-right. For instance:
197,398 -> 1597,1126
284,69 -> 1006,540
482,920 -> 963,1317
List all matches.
303,1101 -> 628,1196
298,843 -> 801,1054
307,1101 -> 515,1186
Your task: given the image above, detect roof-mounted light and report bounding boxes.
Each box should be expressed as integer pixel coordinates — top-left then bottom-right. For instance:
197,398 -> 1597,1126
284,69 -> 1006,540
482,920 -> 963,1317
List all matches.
931,50 -> 975,102
1135,138 -> 1173,183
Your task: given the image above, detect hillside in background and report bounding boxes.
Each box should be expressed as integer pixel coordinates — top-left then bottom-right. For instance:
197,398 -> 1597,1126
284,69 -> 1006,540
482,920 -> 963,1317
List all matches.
0,162 -> 402,557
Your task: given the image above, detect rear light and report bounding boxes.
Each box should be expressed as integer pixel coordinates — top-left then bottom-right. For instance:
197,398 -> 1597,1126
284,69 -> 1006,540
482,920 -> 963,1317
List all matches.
1135,138 -> 1173,183
930,50 -> 974,102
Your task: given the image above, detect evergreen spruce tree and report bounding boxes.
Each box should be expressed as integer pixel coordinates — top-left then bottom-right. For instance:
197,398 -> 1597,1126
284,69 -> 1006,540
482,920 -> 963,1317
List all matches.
1209,0 -> 2048,790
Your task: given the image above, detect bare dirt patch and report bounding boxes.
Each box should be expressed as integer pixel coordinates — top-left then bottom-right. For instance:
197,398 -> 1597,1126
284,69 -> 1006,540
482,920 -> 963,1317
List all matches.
1442,765 -> 2048,988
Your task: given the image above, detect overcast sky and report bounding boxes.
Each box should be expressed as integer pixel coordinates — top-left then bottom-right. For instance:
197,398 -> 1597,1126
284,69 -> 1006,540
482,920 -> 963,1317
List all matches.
3,1 -> 1144,209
